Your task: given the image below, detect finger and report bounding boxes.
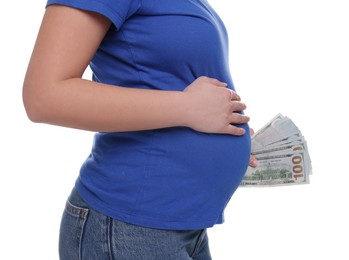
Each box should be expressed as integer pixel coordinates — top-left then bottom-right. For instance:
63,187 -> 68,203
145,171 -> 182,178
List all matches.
230,101 -> 247,112
249,155 -> 258,167
250,128 -> 255,135
229,114 -> 250,125
203,77 -> 228,87
228,89 -> 241,101
222,125 -> 246,136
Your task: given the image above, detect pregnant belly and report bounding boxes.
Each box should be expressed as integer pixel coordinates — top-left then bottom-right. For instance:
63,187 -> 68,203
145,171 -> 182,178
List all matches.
135,126 -> 252,219
86,126 -> 251,223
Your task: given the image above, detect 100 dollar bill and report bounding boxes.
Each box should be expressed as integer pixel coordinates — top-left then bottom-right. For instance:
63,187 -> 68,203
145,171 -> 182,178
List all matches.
240,152 -> 309,187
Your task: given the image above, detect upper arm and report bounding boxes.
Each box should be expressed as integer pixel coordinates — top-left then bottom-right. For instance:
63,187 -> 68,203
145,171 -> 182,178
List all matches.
24,5 -> 111,86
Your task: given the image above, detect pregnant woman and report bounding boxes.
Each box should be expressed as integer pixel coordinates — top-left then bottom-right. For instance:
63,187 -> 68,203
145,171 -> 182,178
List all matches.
23,1 -> 255,259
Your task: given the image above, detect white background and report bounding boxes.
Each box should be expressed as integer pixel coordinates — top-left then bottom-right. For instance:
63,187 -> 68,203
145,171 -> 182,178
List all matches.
1,0 -> 348,259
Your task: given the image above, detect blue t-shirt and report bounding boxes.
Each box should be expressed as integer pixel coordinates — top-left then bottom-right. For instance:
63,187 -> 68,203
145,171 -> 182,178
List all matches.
47,0 -> 251,230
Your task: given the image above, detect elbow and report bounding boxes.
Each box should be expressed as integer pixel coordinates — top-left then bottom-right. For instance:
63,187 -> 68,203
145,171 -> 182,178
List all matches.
23,104 -> 44,124
23,98 -> 44,124
22,82 -> 48,123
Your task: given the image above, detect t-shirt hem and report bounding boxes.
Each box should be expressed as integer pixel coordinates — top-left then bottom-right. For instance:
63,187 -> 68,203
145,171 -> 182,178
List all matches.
75,181 -> 223,230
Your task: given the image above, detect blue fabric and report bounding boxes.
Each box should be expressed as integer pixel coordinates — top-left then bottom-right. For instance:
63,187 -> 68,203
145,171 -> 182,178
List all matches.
47,0 -> 252,230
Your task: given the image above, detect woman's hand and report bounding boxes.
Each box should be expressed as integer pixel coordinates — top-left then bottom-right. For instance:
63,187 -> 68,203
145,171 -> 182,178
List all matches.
183,76 -> 250,135
249,128 -> 258,167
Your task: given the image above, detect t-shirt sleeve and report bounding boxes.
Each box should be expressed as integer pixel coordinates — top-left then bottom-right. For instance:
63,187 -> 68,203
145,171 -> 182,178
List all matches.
46,0 -> 141,29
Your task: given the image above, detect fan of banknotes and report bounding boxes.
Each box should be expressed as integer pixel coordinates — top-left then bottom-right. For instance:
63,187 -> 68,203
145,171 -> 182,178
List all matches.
240,114 -> 312,187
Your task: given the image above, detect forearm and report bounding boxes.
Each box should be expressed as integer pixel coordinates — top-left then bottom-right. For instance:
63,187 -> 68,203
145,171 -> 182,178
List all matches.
23,78 -> 189,132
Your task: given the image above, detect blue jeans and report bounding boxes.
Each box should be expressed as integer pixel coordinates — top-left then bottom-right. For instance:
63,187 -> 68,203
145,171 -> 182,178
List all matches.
59,188 -> 212,260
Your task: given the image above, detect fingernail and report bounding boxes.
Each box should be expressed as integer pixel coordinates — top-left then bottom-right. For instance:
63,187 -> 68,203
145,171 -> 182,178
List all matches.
249,158 -> 258,167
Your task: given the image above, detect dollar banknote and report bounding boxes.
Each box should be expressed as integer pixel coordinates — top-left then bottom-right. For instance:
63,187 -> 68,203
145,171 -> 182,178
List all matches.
240,114 -> 312,187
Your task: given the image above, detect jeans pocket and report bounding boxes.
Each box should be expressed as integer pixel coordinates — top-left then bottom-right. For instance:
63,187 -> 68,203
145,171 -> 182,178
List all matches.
59,199 -> 89,260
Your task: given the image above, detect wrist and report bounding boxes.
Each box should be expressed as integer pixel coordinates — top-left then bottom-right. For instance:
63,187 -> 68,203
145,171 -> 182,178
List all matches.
174,91 -> 194,129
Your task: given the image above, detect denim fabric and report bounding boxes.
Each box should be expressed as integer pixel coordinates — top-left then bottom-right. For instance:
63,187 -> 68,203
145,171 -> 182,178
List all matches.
59,188 -> 212,260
